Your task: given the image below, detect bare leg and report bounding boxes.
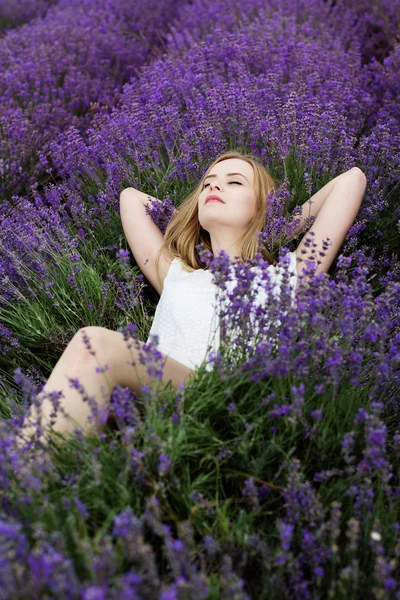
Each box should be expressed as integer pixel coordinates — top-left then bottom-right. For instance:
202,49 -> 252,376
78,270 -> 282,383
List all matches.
16,327 -> 195,448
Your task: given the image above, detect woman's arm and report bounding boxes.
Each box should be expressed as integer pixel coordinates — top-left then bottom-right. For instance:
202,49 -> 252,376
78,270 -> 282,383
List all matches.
285,168 -> 359,242
127,187 -> 178,215
122,187 -> 164,207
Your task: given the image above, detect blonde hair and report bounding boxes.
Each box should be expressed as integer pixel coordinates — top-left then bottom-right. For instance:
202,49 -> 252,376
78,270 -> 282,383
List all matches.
155,150 -> 280,274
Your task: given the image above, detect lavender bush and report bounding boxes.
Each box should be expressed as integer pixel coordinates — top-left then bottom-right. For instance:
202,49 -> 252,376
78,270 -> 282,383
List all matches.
0,0 -> 57,32
1,0 -> 400,597
0,0 -> 186,202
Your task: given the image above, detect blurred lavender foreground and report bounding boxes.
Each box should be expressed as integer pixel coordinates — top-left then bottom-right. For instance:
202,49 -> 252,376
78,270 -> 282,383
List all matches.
1,0 -> 400,597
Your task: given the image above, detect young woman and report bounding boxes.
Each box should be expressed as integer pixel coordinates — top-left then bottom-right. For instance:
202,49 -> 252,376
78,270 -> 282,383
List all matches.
18,150 -> 367,447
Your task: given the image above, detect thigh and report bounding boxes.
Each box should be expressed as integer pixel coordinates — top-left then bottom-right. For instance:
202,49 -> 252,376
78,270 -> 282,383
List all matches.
75,326 -> 196,393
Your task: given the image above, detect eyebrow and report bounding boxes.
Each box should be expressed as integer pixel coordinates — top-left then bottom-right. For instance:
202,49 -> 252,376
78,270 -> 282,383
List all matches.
203,172 -> 249,183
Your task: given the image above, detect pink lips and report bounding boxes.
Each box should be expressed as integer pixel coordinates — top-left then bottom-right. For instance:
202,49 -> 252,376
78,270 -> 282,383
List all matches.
206,195 -> 224,204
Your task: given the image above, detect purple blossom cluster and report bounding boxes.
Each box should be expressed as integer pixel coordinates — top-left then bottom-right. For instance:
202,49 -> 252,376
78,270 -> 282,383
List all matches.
1,0 -> 400,597
0,0 -> 186,201
198,242 -> 399,408
0,500 -> 213,598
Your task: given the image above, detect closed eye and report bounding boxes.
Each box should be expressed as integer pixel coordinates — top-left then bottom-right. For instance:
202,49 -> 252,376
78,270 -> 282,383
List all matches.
203,181 -> 242,189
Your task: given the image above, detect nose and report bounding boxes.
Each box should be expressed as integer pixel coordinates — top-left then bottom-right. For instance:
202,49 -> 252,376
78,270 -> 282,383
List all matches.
209,180 -> 221,191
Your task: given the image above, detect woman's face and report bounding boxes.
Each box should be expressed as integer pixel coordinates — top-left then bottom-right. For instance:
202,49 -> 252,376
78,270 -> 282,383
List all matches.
198,158 -> 256,233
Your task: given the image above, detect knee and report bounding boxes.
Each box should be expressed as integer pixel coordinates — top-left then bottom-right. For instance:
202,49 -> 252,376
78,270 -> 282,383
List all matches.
70,326 -> 110,360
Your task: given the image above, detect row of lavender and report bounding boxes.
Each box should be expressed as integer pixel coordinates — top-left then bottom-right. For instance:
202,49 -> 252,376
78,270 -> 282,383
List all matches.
0,0 -> 187,202
0,0 -> 57,32
0,0 -> 400,597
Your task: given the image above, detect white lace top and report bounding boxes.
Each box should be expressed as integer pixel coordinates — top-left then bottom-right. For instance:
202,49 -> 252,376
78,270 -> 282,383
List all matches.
146,251 -> 298,372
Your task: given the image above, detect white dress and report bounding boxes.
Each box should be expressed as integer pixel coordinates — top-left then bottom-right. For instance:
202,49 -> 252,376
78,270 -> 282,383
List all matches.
146,251 -> 298,372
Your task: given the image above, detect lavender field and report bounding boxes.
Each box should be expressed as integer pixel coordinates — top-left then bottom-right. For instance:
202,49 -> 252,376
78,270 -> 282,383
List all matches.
1,0 -> 400,597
